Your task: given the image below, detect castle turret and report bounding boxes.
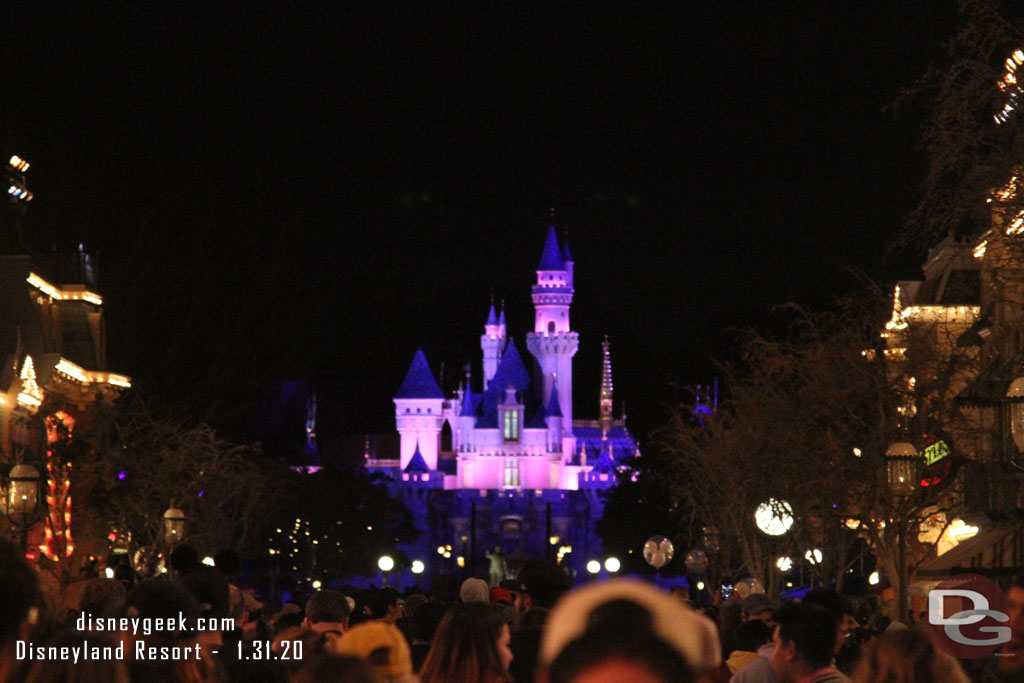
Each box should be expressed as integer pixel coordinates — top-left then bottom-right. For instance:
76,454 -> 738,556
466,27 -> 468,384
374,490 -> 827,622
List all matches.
481,302 -> 506,389
562,235 -> 574,289
394,349 -> 445,470
526,226 -> 579,456
457,384 -> 478,452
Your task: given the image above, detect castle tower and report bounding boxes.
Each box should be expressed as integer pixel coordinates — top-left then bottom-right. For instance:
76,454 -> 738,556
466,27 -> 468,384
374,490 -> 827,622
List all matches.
393,349 -> 445,471
600,335 -> 613,435
481,301 -> 506,389
526,226 -> 579,455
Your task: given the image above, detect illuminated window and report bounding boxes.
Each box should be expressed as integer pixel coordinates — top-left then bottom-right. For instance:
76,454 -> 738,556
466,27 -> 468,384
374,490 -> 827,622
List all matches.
503,409 -> 519,442
504,460 -> 519,487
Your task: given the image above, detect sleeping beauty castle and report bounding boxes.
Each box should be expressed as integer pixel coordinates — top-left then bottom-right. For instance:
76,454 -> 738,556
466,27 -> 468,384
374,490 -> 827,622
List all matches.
365,226 -> 639,584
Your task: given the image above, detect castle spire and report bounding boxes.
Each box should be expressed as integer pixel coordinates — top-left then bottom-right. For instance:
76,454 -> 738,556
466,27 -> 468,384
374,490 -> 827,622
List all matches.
486,296 -> 498,326
538,225 -> 565,271
600,335 -> 614,434
482,296 -> 507,390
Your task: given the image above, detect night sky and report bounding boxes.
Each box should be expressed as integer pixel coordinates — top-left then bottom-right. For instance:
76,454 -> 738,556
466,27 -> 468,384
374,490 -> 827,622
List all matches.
1,4 -> 961,455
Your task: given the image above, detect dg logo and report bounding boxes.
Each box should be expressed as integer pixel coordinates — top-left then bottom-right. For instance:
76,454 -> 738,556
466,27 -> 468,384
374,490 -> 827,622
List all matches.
927,574 -> 1011,659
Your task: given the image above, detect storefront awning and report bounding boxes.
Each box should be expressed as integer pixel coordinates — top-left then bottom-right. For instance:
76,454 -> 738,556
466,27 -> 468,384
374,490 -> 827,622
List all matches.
915,524 -> 1024,579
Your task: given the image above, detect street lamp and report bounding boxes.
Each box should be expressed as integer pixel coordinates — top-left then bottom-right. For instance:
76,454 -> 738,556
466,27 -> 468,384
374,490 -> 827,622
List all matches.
604,557 -> 621,573
378,554 -> 394,587
586,560 -> 601,576
885,440 -> 920,623
411,559 -> 424,587
163,505 -> 185,545
6,463 -> 41,550
885,442 -> 919,498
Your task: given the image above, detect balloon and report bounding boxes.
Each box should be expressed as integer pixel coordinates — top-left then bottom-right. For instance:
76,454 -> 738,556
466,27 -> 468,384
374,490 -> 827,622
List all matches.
684,549 -> 709,575
643,535 -> 675,569
133,546 -> 165,579
734,577 -> 764,599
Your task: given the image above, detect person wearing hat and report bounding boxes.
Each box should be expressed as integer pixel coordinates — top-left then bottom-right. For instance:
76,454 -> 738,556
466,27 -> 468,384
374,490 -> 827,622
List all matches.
332,620 -> 416,682
490,586 -> 519,629
460,577 -> 491,604
509,560 -> 571,683
742,594 -> 775,626
538,578 -> 722,682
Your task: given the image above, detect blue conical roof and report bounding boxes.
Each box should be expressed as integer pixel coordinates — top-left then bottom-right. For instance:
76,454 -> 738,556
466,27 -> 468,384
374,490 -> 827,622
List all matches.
538,226 -> 565,271
394,349 -> 444,399
561,239 -> 573,262
486,304 -> 498,326
545,386 -> 563,418
498,306 -> 506,326
459,390 -> 482,417
404,444 -> 431,473
478,339 -> 532,427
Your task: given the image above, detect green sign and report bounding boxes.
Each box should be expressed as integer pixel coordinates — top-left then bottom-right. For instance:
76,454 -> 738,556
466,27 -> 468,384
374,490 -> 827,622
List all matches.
923,439 -> 950,467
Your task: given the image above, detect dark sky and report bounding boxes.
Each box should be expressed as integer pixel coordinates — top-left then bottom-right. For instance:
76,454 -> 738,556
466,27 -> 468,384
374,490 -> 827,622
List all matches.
0,4 -> 960,452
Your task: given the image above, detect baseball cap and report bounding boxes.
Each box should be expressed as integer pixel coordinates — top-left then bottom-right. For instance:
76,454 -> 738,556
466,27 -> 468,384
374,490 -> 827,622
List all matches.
539,579 -> 721,673
332,621 -> 412,678
490,586 -> 513,605
459,578 -> 490,604
742,593 -> 774,616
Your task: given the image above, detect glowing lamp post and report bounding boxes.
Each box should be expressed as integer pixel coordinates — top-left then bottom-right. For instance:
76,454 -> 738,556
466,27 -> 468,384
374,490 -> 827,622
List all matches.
163,506 -> 185,545
411,559 -> 424,587
378,554 -> 394,586
604,557 -> 621,574
6,463 -> 41,550
885,442 -> 919,498
885,441 -> 920,623
586,560 -> 601,577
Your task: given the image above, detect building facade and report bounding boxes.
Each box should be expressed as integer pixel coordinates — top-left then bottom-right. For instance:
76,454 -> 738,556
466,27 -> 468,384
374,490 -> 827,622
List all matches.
0,154 -> 131,568
366,226 -> 638,584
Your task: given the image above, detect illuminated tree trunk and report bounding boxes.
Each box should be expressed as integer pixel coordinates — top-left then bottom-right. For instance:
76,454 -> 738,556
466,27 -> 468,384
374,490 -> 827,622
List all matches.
38,412 -> 77,593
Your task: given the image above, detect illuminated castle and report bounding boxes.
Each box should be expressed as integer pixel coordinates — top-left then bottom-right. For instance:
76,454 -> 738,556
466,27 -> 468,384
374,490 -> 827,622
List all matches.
367,226 -> 638,583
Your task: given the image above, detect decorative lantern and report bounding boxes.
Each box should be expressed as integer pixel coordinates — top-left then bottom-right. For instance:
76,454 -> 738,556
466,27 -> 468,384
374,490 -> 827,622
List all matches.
885,442 -> 920,498
7,463 -> 41,527
163,506 -> 185,544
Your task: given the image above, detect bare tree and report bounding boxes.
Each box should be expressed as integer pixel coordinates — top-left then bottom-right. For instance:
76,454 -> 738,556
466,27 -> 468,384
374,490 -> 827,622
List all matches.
79,396 -> 283,558
659,296 -> 976,614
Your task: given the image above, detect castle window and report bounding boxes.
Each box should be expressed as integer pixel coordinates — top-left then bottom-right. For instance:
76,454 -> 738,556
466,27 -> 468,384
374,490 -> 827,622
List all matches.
504,459 -> 519,488
548,321 -> 555,334
503,409 -> 519,442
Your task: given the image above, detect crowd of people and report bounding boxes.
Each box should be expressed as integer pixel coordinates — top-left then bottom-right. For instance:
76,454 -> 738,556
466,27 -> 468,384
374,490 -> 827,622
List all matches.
1,536 -> 1023,682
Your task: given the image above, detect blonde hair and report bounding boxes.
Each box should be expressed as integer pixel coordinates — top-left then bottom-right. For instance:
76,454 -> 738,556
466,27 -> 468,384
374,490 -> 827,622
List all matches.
851,629 -> 969,683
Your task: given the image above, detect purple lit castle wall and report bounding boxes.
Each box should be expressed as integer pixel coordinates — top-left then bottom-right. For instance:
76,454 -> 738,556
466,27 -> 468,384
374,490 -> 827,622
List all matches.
367,226 -> 638,584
